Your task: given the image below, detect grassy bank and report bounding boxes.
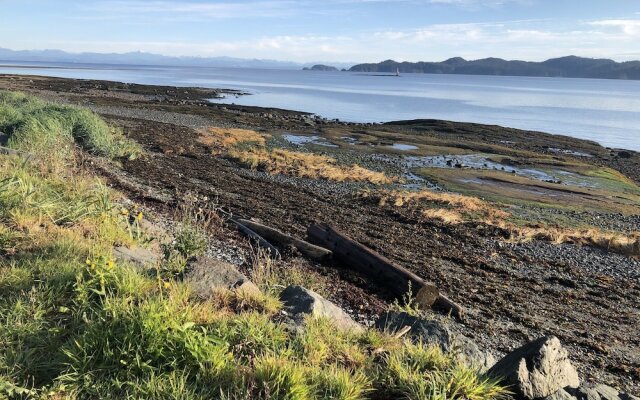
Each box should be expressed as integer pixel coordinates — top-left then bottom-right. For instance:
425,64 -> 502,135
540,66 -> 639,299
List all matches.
0,91 -> 507,399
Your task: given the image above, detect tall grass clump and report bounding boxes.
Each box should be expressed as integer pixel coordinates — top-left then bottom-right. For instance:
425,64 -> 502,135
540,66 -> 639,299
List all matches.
0,90 -> 140,160
376,342 -> 508,400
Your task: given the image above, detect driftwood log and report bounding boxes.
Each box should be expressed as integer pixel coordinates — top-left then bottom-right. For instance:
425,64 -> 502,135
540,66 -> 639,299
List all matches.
307,223 -> 440,306
230,219 -> 281,258
237,219 -> 332,262
308,223 -> 463,319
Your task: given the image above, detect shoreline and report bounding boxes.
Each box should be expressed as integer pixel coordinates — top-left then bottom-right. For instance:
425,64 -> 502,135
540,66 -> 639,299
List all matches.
1,71 -> 638,154
1,65 -> 638,152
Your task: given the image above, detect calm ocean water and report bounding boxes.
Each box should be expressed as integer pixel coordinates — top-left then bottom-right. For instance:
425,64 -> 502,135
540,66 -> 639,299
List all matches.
1,62 -> 639,151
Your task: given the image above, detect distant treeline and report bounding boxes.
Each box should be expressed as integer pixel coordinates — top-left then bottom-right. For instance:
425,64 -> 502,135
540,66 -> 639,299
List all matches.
349,56 -> 640,80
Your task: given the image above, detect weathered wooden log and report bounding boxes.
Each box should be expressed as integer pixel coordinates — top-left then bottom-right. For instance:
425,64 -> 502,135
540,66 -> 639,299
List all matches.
237,219 -> 332,262
307,223 -> 439,309
230,219 -> 281,258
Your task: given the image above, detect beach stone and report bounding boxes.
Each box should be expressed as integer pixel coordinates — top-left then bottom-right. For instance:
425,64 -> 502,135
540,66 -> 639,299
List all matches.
279,285 -> 363,332
572,384 -> 637,400
454,335 -> 496,372
375,311 -> 451,351
545,388 -> 577,400
184,256 -> 259,299
113,245 -> 159,268
488,336 -> 580,399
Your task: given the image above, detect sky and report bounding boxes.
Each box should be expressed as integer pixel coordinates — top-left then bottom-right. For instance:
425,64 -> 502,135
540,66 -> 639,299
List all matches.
1,0 -> 640,63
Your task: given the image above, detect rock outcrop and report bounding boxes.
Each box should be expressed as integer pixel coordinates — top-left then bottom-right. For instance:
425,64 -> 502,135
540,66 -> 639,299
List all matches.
279,285 -> 364,332
488,336 -> 580,399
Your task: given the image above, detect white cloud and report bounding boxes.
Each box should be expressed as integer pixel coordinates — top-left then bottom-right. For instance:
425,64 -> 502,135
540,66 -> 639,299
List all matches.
588,19 -> 640,37
80,0 -> 299,19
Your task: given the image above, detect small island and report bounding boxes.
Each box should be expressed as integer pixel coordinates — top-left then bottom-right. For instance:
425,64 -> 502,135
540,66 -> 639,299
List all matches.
302,64 -> 338,71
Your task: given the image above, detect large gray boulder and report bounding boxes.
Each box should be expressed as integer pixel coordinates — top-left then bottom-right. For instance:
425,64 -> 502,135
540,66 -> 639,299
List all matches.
184,256 -> 259,299
375,311 -> 495,371
279,285 -> 364,332
488,336 -> 580,399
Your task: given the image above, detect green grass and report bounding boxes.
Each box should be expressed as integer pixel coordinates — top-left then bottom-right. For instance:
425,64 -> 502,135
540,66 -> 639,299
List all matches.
0,90 -> 508,399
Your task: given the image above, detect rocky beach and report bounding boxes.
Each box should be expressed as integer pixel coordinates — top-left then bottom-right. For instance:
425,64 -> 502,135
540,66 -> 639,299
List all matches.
0,73 -> 638,397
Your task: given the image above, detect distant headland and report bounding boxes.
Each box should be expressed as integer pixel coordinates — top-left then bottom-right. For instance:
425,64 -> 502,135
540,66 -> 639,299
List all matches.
349,56 -> 640,80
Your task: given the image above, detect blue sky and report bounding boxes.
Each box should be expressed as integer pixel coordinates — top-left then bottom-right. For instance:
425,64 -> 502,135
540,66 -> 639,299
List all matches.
1,0 -> 639,62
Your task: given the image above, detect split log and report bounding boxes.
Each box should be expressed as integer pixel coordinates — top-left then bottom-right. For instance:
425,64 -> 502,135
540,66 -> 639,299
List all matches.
230,219 -> 281,258
237,219 -> 332,262
307,223 -> 440,309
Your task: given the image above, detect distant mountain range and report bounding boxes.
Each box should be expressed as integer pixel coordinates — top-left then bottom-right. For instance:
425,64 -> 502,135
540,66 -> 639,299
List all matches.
2,48 -> 639,80
349,56 -> 640,80
0,47 -> 353,70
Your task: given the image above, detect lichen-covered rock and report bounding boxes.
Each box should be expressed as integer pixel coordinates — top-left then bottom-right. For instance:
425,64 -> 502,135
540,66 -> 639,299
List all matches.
184,256 -> 259,298
488,336 -> 580,399
279,285 -> 363,332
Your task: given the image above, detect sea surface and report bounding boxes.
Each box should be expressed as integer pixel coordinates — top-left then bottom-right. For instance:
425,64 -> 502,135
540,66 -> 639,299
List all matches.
1,61 -> 639,151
